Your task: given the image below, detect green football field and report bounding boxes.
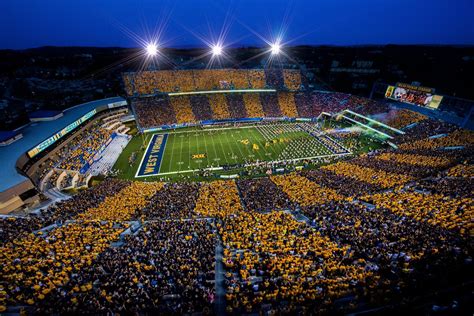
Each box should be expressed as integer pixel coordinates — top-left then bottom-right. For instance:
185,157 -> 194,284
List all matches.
114,123 -> 353,179
159,126 -> 304,174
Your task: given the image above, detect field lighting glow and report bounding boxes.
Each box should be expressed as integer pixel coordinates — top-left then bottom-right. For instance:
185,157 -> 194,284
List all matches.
212,44 -> 223,56
146,43 -> 158,56
270,42 -> 281,55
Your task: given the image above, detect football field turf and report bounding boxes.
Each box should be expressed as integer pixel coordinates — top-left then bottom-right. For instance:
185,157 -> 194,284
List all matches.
134,123 -> 350,177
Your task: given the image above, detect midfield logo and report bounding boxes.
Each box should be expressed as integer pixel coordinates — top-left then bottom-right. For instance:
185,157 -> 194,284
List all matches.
192,153 -> 206,159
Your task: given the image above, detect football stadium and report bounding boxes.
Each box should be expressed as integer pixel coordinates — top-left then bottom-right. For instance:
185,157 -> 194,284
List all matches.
0,2 -> 473,315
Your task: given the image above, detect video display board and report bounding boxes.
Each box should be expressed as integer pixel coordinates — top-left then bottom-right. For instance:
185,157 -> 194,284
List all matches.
27,109 -> 97,158
385,83 -> 443,109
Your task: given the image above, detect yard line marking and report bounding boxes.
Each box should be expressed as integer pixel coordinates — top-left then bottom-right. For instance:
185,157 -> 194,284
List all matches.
167,133 -> 175,173
251,128 -> 270,162
201,131 -> 209,168
216,130 -> 230,165
187,130 -> 191,170
230,129 -> 248,163
204,130 -> 217,168
241,128 -> 258,162
178,131 -> 184,173
195,131 -> 203,170
224,130 -> 239,163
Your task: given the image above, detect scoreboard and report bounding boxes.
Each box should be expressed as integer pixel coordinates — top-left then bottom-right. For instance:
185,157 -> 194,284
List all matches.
27,109 -> 97,158
385,83 -> 443,109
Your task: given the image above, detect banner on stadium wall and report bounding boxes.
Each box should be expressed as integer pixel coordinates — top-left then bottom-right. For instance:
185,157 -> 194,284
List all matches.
385,85 -> 395,98
143,127 -> 163,133
396,83 -> 434,94
427,95 -> 443,109
108,100 -> 127,109
385,83 -> 443,109
143,123 -> 189,133
144,118 -> 267,132
262,117 -> 287,121
220,174 -> 239,179
295,118 -> 312,122
201,117 -> 263,125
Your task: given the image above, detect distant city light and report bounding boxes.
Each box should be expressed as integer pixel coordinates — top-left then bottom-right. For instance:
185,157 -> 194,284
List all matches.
270,42 -> 281,55
212,44 -> 223,56
146,43 -> 158,57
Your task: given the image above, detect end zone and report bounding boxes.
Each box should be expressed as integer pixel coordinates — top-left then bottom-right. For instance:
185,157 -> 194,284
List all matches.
135,134 -> 168,178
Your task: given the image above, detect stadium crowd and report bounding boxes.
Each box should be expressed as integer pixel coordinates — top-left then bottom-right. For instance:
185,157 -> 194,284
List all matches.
393,119 -> 458,145
361,190 -> 472,234
190,95 -> 214,121
236,177 -> 296,212
170,95 -> 196,124
303,168 -> 381,196
282,69 -> 302,90
271,173 -> 344,206
226,94 -> 248,119
322,161 -> 412,189
1,103 -> 473,314
0,179 -> 129,242
36,119 -> 115,174
382,109 -> 427,128
131,89 -> 393,130
123,69 -> 298,95
220,210 -> 372,314
414,176 -> 473,198
133,97 -> 177,128
302,199 -> 472,308
137,182 -> 201,219
36,220 -> 216,314
208,94 -> 231,119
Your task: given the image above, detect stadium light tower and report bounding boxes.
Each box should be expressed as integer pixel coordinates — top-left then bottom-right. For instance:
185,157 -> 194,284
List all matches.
211,44 -> 223,56
270,42 -> 281,55
146,43 -> 158,57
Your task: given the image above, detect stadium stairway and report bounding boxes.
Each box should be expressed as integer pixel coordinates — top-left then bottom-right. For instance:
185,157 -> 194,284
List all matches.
43,188 -> 70,202
111,222 -> 142,248
214,233 -> 226,315
33,223 -> 58,236
290,210 -> 312,224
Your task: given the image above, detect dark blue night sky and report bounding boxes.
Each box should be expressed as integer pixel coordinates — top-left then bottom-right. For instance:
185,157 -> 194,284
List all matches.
1,0 -> 473,49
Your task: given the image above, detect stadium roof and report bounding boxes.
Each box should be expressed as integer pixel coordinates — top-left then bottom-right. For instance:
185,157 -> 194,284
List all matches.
0,131 -> 20,143
0,97 -> 125,193
28,110 -> 63,119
